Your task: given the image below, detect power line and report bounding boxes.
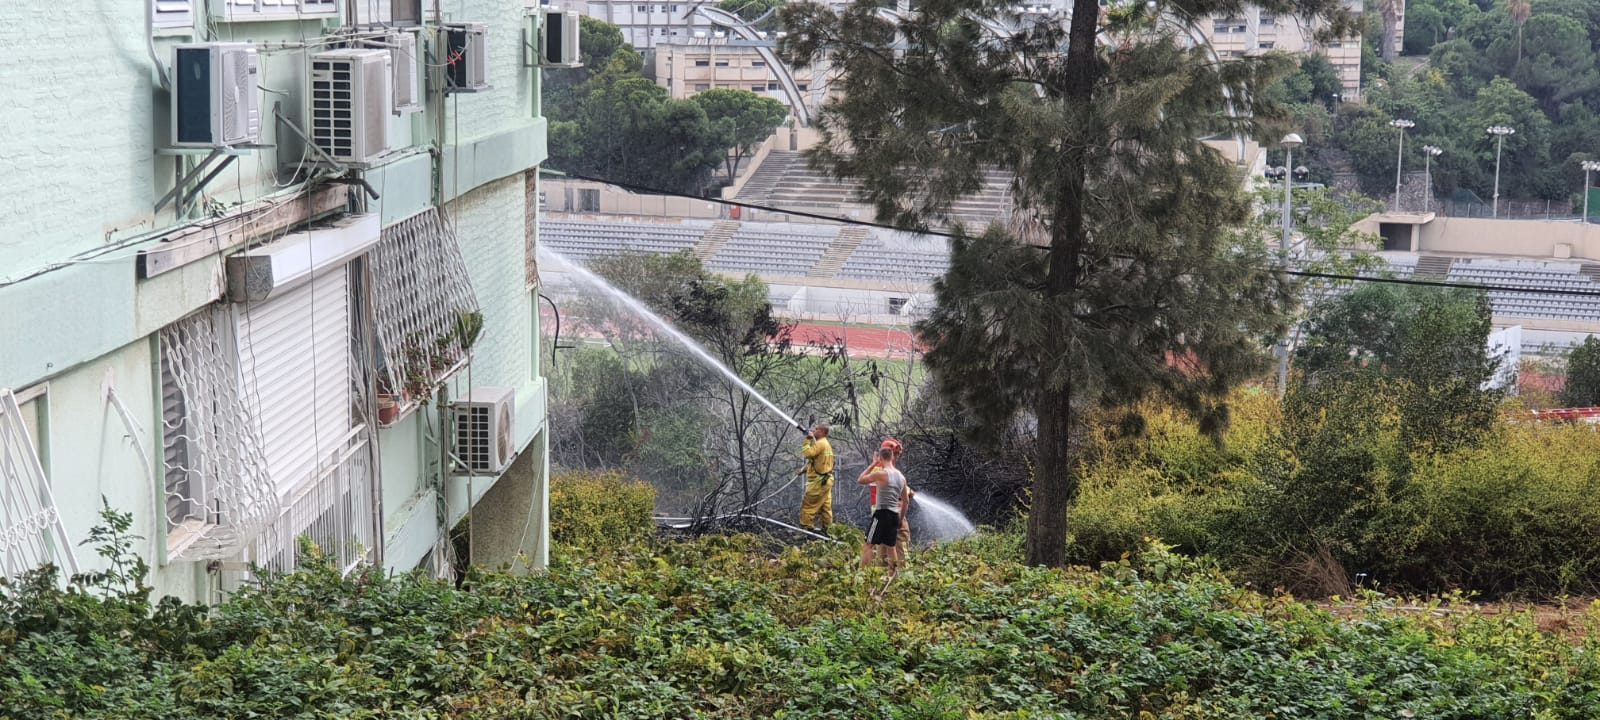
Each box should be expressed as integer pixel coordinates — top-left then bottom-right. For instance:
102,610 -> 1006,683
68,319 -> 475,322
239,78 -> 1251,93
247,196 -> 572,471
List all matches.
538,168 -> 1600,299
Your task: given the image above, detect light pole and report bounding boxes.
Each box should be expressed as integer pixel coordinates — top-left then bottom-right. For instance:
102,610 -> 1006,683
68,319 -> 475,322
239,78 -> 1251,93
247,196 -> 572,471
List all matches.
1488,125 -> 1515,217
1422,145 -> 1442,214
1276,132 -> 1303,397
1582,160 -> 1600,222
1390,119 -> 1415,212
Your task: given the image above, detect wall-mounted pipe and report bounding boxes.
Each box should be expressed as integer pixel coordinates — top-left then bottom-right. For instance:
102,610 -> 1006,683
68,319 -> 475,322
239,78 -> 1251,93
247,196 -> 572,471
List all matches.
146,0 -> 172,89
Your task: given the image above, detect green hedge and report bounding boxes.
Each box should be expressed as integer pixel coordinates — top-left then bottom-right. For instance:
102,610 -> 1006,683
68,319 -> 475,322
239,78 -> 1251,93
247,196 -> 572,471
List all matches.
550,469 -> 656,555
4,523 -> 1600,719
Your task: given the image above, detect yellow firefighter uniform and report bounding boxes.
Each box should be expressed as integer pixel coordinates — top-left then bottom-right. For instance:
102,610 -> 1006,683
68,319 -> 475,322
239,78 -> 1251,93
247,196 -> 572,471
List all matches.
798,436 -> 835,531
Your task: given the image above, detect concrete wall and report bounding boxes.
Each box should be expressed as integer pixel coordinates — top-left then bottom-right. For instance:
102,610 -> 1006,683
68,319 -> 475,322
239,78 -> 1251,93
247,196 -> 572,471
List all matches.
1414,217 -> 1600,261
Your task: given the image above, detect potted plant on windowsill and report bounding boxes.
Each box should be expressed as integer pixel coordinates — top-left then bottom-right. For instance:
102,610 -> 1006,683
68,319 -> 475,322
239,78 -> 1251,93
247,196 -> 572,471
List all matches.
377,392 -> 399,425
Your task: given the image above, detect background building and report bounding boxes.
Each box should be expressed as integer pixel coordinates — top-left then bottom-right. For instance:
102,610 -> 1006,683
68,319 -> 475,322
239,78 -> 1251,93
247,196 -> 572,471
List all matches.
0,0 -> 558,601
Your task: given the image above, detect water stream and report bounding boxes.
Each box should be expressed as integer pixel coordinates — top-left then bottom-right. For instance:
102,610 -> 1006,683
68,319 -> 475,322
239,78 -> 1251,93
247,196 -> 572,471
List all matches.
909,492 -> 977,542
540,247 -> 801,430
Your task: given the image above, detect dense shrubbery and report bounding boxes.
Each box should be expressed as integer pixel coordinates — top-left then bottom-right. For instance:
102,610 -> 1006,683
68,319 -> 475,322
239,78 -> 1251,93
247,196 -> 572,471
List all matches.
1069,387 -> 1600,599
5,496 -> 1600,718
549,469 -> 656,555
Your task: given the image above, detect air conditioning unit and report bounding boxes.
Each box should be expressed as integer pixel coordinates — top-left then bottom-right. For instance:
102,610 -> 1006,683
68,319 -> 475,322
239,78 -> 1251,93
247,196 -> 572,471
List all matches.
309,48 -> 392,166
536,10 -> 581,68
443,23 -> 490,93
389,31 -> 422,113
171,43 -> 262,148
452,387 -> 516,475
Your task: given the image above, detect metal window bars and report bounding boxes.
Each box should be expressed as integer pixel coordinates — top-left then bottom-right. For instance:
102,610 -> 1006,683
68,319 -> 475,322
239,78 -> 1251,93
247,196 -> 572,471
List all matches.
247,427 -> 376,576
159,308 -> 281,561
0,390 -> 76,580
370,208 -> 481,421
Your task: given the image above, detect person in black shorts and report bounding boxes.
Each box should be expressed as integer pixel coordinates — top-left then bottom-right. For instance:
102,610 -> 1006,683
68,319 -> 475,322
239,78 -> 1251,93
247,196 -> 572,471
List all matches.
856,447 -> 906,574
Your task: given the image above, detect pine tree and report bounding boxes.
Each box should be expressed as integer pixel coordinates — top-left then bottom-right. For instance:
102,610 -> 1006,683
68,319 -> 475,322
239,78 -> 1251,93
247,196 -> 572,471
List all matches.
781,0 -> 1356,566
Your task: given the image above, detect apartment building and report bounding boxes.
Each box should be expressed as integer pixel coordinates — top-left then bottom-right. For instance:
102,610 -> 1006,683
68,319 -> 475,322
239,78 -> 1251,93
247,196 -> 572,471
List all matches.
653,37 -> 828,116
0,0 -> 572,601
1201,1 -> 1405,100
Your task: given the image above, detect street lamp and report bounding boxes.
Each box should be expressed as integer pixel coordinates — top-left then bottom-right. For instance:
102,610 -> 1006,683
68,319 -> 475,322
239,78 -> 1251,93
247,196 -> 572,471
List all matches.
1275,132 -> 1302,397
1420,145 -> 1442,214
1389,119 -> 1415,212
1582,160 -> 1600,222
1487,125 -> 1515,218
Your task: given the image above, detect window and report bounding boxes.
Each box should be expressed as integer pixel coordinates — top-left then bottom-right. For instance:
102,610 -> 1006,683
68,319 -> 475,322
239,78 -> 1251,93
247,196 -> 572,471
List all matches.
579,188 -> 602,212
1259,41 -> 1274,49
0,387 -> 75,580
1228,50 -> 1243,57
371,208 -> 481,413
715,60 -> 730,67
753,85 -> 766,92
752,60 -> 766,67
797,84 -> 808,91
1259,14 -> 1275,26
888,297 -> 909,315
695,59 -> 711,66
768,83 -> 779,90
694,83 -> 711,91
158,308 -> 280,562
350,0 -> 422,25
152,0 -> 194,30
212,0 -> 339,22
637,4 -> 647,10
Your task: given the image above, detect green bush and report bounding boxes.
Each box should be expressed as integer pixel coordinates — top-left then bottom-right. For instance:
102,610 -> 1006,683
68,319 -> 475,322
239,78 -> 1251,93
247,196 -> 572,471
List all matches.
1070,391 -> 1274,564
549,469 -> 656,555
1371,423 -> 1600,597
1068,383 -> 1600,599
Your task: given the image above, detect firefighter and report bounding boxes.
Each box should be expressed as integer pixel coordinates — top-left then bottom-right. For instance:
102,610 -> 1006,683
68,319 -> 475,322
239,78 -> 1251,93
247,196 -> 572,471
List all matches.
798,423 -> 835,532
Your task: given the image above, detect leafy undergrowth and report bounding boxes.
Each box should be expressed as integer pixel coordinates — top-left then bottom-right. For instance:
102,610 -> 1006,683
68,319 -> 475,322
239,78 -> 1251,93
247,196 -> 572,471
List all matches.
7,527 -> 1600,720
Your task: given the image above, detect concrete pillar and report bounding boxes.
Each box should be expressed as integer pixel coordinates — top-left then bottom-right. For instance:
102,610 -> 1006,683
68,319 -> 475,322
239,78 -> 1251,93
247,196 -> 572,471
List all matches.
1410,223 -> 1420,252
468,428 -> 549,573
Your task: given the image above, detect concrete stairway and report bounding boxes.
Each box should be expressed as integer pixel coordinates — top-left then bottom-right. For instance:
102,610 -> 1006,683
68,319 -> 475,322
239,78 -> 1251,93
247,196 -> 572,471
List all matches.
735,152 -> 799,204
1414,255 -> 1455,278
1580,263 -> 1600,284
808,226 -> 871,278
694,221 -> 741,261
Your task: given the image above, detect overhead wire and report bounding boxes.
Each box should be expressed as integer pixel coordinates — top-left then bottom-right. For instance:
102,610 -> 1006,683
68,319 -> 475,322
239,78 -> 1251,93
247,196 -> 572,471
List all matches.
535,168 -> 1600,299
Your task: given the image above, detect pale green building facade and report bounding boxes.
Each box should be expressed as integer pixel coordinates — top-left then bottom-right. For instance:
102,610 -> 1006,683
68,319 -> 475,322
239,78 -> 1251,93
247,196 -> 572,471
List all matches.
0,0 -> 560,601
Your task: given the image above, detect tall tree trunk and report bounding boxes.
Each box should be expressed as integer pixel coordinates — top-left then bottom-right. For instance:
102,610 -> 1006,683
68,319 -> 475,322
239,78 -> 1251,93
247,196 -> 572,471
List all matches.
1024,0 -> 1099,567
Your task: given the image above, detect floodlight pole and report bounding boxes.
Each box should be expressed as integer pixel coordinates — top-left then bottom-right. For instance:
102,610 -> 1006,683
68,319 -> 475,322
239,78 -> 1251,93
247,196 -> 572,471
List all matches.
1421,145 -> 1442,214
1276,133 -> 1303,397
1488,125 -> 1515,218
1389,119 -> 1414,212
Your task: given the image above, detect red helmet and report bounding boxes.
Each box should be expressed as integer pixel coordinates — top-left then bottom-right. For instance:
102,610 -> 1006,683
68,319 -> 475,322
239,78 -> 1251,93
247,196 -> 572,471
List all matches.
880,437 -> 904,454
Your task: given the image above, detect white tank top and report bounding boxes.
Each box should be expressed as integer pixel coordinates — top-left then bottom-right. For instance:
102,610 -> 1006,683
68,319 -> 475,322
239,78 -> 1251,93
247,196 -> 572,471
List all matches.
874,468 -> 905,512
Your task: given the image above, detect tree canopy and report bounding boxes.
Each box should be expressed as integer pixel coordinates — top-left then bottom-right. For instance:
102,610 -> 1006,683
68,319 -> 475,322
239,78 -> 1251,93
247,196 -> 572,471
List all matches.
781,0 -> 1356,566
543,18 -> 749,195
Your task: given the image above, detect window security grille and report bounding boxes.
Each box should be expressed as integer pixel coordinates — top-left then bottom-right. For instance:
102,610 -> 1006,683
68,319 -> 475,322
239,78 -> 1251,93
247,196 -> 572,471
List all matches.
0,390 -> 75,580
371,209 -> 481,408
248,431 -> 375,576
158,309 -> 279,561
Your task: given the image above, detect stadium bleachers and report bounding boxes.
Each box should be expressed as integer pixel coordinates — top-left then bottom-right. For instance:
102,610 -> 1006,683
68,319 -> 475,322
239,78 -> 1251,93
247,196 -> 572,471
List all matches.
706,225 -> 837,278
837,231 -> 951,282
1445,259 -> 1600,322
540,219 -> 707,262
